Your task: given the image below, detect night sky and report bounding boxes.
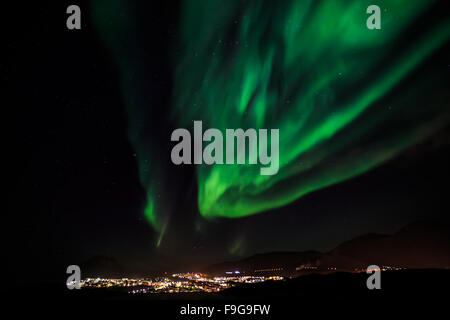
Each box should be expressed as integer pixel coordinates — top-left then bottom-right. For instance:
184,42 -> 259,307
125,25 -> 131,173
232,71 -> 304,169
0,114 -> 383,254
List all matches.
4,1 -> 450,284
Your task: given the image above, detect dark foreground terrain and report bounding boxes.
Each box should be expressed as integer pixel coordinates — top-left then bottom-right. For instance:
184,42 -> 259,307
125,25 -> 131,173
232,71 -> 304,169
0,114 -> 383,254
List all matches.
9,269 -> 450,317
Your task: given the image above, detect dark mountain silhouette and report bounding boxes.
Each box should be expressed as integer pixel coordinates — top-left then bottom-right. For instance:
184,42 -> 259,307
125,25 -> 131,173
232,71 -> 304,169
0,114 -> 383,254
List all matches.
80,255 -> 125,278
328,220 -> 450,268
204,251 -> 322,276
204,220 -> 450,276
79,220 -> 449,277
80,252 -> 183,278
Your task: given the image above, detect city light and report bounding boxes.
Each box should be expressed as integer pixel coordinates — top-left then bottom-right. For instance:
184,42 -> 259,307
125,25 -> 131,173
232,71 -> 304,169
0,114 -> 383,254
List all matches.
80,273 -> 284,294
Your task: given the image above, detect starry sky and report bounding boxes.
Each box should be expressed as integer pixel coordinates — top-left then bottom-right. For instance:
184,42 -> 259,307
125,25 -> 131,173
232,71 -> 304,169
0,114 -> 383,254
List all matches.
4,0 -> 450,283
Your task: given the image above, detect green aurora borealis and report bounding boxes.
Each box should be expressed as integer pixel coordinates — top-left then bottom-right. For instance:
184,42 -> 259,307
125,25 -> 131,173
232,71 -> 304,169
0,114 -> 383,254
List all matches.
92,0 -> 450,246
